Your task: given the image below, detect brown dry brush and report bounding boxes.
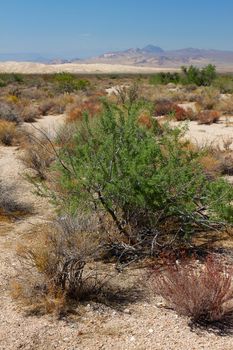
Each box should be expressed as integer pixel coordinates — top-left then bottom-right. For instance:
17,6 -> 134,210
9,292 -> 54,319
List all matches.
150,253 -> 233,334
0,180 -> 32,219
14,215 -> 123,315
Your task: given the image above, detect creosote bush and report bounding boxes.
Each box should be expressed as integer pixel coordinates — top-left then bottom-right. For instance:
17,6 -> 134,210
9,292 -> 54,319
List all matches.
53,99 -> 233,257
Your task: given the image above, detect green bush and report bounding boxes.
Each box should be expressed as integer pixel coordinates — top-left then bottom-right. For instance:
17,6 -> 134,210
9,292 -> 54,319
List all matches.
181,64 -> 217,86
149,72 -> 180,85
149,65 -> 217,87
53,72 -> 90,93
54,100 -> 233,251
213,75 -> 233,93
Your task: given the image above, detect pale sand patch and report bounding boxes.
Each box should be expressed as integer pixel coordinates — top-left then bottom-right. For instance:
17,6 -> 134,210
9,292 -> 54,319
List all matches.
0,61 -> 179,74
173,117 -> 233,150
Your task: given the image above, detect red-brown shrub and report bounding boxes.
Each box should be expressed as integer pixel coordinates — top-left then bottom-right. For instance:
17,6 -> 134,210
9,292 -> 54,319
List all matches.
138,113 -> 152,129
154,100 -> 194,121
66,100 -> 102,123
150,253 -> 233,327
197,110 -> 221,125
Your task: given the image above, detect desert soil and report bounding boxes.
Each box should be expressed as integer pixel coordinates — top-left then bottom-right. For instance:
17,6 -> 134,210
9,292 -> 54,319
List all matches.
0,114 -> 233,349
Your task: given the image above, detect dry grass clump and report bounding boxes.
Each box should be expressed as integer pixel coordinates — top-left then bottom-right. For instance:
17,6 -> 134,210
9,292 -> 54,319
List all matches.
13,215 -> 118,315
197,110 -> 221,125
21,136 -> 56,180
197,139 -> 233,177
38,96 -> 69,116
186,87 -> 220,110
20,105 -> 40,123
0,101 -> 21,123
216,95 -> 233,115
199,154 -> 221,179
0,180 -> 32,220
0,120 -> 19,146
151,253 -> 233,334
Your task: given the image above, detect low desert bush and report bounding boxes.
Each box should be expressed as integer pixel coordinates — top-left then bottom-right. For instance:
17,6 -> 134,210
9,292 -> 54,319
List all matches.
51,100 -> 233,257
66,99 -> 103,123
197,110 -> 221,125
201,140 -> 233,176
21,105 -> 40,123
154,100 -> 195,121
53,73 -> 90,93
0,180 -> 32,219
216,95 -> 233,115
21,137 -> 56,180
39,95 -> 71,116
0,120 -> 18,146
149,72 -> 180,85
0,101 -> 21,123
150,253 -> 233,333
14,215 -> 115,314
213,75 -> 233,94
149,65 -> 217,87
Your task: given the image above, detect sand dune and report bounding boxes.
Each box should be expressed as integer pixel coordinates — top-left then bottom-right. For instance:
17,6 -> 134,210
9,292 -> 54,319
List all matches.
0,61 -> 180,74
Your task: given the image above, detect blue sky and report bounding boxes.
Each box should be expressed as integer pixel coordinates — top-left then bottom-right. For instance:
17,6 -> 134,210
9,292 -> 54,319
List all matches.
0,0 -> 233,58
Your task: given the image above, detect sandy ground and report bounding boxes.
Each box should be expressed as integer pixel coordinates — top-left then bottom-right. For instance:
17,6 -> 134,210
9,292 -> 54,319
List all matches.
0,113 -> 233,349
174,116 -> 233,150
0,62 -> 180,74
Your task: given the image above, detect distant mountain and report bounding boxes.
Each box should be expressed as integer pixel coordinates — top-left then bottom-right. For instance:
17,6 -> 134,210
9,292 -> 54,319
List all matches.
142,45 -> 164,54
1,46 -> 233,70
0,53 -> 81,64
0,53 -> 51,63
85,45 -> 233,69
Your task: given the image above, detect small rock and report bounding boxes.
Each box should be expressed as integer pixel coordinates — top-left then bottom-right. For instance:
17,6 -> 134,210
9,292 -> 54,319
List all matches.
124,308 -> 131,314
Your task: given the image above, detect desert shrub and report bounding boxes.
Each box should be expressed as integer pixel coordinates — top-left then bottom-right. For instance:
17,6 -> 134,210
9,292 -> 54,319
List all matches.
66,99 -> 103,123
201,140 -> 233,176
21,105 -> 40,123
38,97 -> 66,116
0,180 -> 32,219
198,87 -> 220,110
181,64 -> 217,86
0,102 -> 21,123
0,73 -> 24,86
51,100 -> 233,256
0,79 -> 6,88
154,100 -> 175,116
53,73 -> 90,93
154,100 -> 194,121
149,72 -> 180,85
21,137 -> 56,180
199,155 -> 221,179
0,120 -> 18,146
150,253 -> 233,333
149,65 -> 217,87
216,95 -> 233,115
14,215 -> 114,314
213,75 -> 233,94
197,110 -> 221,125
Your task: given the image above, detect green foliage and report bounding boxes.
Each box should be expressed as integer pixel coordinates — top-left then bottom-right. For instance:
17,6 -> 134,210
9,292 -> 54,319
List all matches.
55,100 -> 233,244
181,64 -> 217,86
149,65 -> 217,87
213,75 -> 233,93
149,72 -> 180,85
0,73 -> 24,85
53,72 -> 90,93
